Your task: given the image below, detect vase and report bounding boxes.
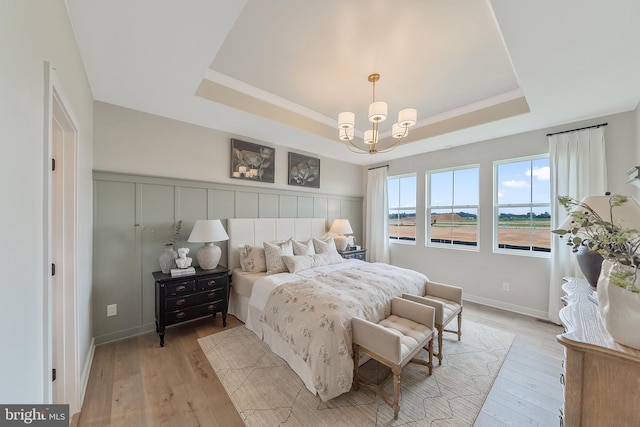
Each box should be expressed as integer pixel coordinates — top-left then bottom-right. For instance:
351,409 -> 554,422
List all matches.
576,245 -> 604,289
597,260 -> 640,349
159,244 -> 178,274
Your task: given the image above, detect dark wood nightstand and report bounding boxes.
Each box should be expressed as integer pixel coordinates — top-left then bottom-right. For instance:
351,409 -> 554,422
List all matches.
338,248 -> 367,261
153,266 -> 229,347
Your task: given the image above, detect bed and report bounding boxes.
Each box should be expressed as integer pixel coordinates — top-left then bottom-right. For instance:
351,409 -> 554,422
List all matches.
226,218 -> 429,401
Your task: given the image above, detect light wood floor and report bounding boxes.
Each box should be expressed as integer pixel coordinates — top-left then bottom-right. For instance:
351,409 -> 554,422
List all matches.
75,302 -> 564,426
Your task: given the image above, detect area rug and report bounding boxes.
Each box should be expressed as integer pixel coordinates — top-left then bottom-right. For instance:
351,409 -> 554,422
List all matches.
198,320 -> 514,426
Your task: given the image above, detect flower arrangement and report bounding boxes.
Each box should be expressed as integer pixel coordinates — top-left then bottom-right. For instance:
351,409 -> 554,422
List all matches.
552,195 -> 640,292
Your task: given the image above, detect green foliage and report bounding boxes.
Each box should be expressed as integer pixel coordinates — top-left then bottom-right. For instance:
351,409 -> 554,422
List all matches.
143,220 -> 183,246
553,195 -> 640,292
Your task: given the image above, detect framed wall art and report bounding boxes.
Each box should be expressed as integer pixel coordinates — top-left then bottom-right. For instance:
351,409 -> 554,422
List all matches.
288,152 -> 320,188
230,139 -> 275,183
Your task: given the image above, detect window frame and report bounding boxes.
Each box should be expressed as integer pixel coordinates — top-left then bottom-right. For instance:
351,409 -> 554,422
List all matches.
426,164 -> 480,251
387,173 -> 417,245
493,154 -> 551,257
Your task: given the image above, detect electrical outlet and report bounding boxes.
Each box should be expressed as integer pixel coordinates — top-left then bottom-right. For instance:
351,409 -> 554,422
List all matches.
107,304 -> 117,317
502,282 -> 510,292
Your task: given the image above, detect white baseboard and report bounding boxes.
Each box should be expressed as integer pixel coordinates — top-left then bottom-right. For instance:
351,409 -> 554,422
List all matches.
77,338 -> 95,414
464,294 -> 549,320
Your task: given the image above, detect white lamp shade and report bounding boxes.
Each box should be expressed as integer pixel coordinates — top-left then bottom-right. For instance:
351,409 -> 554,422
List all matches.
398,108 -> 417,127
368,101 -> 388,122
392,122 -> 408,139
329,219 -> 353,235
338,111 -> 355,129
188,219 -> 229,243
558,195 -> 640,231
188,219 -> 228,270
339,127 -> 354,141
363,129 -> 378,145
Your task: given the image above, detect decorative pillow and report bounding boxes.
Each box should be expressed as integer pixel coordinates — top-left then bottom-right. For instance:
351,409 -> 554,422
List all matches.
239,245 -> 266,273
292,239 -> 316,255
313,237 -> 344,265
282,254 -> 327,273
317,250 -> 344,265
263,239 -> 294,274
313,236 -> 338,254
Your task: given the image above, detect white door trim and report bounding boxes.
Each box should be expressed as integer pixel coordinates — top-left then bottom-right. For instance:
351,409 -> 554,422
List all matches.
43,62 -> 81,414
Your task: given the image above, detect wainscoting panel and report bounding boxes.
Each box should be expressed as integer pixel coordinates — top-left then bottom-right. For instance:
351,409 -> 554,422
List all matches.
279,195 -> 297,218
297,196 -> 314,218
259,193 -> 279,217
92,171 -> 363,344
235,191 -> 260,218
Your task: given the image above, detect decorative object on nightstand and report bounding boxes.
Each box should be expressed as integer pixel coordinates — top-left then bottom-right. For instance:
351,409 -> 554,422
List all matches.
188,219 -> 229,270
329,219 -> 353,251
153,266 -> 229,347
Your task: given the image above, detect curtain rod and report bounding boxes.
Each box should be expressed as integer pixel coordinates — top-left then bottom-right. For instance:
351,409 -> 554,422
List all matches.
368,164 -> 389,171
546,122 -> 608,137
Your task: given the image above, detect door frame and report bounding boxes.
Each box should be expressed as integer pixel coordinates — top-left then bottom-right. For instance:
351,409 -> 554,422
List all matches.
43,62 -> 80,413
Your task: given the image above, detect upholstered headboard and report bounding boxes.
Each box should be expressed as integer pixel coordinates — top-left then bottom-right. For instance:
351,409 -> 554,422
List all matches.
228,218 -> 327,271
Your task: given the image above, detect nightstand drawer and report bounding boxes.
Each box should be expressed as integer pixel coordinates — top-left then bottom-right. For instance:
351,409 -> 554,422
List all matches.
164,279 -> 195,296
166,302 -> 221,324
197,275 -> 227,291
165,289 -> 225,311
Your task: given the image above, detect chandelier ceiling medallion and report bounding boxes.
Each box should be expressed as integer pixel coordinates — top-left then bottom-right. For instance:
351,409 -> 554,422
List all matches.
337,73 -> 417,154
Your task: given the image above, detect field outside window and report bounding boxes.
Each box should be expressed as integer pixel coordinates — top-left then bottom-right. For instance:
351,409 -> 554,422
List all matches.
428,166 -> 479,248
388,174 -> 416,242
495,156 -> 551,254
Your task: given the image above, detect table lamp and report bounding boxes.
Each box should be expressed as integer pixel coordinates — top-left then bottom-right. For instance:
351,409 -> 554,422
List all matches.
187,219 -> 229,270
329,219 -> 353,251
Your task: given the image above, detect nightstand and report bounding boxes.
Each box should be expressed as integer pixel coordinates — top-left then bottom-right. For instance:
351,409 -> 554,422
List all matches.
153,266 -> 229,347
338,248 -> 367,261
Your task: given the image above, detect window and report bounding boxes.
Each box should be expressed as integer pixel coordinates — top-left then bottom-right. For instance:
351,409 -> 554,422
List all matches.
495,155 -> 551,254
388,174 -> 416,242
427,166 -> 479,248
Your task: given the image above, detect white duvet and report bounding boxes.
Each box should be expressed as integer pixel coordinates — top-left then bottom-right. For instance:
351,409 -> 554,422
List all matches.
246,259 -> 428,401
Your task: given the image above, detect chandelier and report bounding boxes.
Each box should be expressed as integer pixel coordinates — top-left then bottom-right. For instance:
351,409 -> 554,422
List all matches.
337,73 -> 417,154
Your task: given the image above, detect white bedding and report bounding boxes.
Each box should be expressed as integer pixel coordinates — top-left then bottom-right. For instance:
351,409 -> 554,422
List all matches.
245,259 -> 428,401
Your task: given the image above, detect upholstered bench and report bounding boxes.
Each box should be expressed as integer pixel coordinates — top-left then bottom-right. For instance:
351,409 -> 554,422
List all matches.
403,281 -> 463,365
352,298 -> 436,420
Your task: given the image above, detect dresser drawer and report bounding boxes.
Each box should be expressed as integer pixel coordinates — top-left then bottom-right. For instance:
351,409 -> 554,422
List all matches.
197,274 -> 228,291
164,279 -> 195,296
165,289 -> 225,311
165,302 -> 223,324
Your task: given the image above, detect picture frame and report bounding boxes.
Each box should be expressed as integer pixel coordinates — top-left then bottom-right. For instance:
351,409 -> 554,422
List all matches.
230,139 -> 275,183
288,152 -> 320,188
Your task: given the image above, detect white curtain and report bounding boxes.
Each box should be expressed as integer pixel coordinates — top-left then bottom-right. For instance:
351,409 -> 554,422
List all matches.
365,167 -> 389,263
548,127 -> 607,323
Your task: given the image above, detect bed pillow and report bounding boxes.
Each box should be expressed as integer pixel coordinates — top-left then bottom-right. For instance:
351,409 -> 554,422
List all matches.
282,254 -> 327,273
263,239 -> 294,274
313,236 -> 338,254
292,238 -> 316,255
238,245 -> 267,273
313,237 -> 344,265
